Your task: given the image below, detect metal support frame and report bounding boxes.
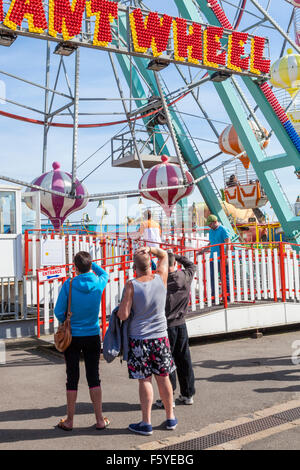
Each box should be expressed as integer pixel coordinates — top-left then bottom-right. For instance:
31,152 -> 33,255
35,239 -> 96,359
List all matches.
42,41 -> 51,173
114,51 -> 235,233
175,65 -> 220,139
249,0 -> 300,54
153,71 -> 187,183
142,65 -> 237,237
104,5 -> 232,236
115,16 -> 170,157
109,52 -> 146,174
230,76 -> 268,140
192,0 -> 300,245
71,49 -> 80,194
0,173 -> 76,198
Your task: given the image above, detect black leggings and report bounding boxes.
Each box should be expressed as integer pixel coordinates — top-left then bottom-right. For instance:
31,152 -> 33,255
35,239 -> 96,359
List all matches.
64,335 -> 101,391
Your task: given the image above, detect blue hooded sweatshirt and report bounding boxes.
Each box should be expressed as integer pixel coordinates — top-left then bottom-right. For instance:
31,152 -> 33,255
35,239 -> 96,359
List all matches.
54,262 -> 109,337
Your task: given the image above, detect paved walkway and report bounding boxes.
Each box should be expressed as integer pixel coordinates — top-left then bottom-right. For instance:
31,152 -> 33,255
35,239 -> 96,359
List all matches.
1,328 -> 300,451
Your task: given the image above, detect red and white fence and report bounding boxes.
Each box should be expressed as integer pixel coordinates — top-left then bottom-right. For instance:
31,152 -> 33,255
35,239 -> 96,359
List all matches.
35,241 -> 300,338
23,229 -> 209,312
24,229 -> 209,277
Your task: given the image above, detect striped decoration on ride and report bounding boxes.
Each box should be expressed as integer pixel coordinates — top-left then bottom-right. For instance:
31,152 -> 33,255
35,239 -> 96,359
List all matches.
205,0 -> 233,30
138,155 -> 194,217
25,162 -> 89,231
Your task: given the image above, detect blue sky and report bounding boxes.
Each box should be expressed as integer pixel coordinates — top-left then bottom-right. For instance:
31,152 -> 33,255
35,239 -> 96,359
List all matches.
0,0 -> 299,226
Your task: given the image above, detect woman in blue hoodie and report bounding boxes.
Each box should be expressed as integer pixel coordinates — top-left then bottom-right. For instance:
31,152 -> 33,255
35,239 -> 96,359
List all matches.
54,251 -> 109,431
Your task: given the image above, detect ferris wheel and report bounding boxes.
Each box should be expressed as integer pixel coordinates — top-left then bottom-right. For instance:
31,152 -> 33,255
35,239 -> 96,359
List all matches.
0,0 -> 299,243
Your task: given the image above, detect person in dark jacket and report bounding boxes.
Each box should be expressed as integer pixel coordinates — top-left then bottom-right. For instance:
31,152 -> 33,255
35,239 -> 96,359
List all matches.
156,252 -> 196,407
54,251 -> 109,431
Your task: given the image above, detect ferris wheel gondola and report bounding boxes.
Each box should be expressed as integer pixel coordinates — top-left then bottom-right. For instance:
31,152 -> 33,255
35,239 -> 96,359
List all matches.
219,121 -> 270,210
139,156 -> 194,217
222,161 -> 268,211
25,162 -> 89,232
219,121 -> 269,170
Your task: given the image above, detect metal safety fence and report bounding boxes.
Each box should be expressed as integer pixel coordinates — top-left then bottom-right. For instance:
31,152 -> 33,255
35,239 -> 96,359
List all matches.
35,241 -> 300,338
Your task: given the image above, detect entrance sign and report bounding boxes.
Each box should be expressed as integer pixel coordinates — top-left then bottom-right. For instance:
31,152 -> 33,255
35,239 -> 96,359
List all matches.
0,0 -> 270,78
38,266 -> 66,282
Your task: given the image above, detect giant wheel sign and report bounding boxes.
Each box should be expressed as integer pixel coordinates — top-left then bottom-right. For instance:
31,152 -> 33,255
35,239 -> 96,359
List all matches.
0,1 -> 271,78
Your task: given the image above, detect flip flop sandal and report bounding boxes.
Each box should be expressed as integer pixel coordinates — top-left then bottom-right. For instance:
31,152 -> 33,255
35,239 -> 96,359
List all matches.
57,419 -> 73,431
96,417 -> 110,430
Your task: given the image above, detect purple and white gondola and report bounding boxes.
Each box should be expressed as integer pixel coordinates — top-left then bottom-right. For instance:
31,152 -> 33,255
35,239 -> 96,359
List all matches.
25,161 -> 89,231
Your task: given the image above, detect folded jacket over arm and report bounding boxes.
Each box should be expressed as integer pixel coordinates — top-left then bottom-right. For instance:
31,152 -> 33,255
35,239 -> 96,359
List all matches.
103,306 -> 130,363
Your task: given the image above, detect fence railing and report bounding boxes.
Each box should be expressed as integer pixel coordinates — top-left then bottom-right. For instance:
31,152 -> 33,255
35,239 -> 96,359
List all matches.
35,241 -> 300,338
23,229 -> 209,277
0,277 -> 20,320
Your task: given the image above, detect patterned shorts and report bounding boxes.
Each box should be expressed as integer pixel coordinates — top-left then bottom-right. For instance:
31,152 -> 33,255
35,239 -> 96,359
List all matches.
127,337 -> 176,380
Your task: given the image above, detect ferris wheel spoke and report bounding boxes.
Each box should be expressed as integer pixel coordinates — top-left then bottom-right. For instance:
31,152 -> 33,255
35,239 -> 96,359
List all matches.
230,77 -> 267,139
249,0 -> 300,53
174,65 -> 221,139
279,9 -> 296,57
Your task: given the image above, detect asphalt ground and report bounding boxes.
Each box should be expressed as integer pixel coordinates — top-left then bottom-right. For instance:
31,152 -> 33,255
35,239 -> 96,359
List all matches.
1,327 -> 300,452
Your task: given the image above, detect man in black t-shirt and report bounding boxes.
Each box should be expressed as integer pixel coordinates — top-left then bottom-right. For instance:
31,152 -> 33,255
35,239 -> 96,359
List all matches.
156,252 -> 196,407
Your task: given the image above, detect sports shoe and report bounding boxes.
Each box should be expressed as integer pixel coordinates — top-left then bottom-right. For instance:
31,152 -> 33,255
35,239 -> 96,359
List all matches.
128,422 -> 153,436
178,395 -> 194,405
155,399 -> 176,409
165,417 -> 178,430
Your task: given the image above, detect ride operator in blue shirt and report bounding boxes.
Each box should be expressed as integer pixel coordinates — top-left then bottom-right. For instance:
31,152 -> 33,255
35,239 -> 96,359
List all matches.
200,214 -> 231,302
